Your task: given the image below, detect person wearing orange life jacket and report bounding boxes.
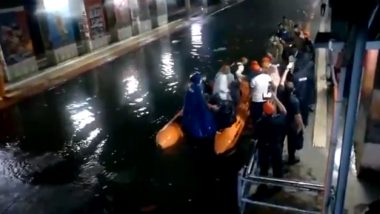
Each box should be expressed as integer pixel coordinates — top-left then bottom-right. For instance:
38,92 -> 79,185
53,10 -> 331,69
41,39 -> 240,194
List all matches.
247,60 -> 261,81
262,56 -> 281,89
255,96 -> 287,179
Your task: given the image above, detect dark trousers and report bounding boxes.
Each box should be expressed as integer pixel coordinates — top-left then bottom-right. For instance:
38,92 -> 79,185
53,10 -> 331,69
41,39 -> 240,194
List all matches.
300,102 -> 309,126
287,129 -> 304,160
250,101 -> 264,125
258,142 -> 283,178
250,101 -> 265,140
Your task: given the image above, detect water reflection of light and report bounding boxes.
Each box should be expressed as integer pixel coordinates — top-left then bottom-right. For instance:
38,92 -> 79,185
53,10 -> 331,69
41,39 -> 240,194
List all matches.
67,102 -> 95,132
161,52 -> 175,80
191,23 -> 203,49
122,73 -> 151,117
79,128 -> 101,148
123,75 -> 139,96
94,139 -> 107,157
160,51 -> 179,93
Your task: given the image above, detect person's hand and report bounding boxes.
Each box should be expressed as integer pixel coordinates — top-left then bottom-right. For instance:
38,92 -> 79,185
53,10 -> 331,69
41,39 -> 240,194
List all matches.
286,62 -> 294,70
208,103 -> 219,111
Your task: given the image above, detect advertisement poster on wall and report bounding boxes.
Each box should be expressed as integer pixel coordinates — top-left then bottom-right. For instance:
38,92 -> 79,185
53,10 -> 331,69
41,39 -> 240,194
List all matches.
113,0 -> 131,28
42,0 -> 76,49
84,0 -> 107,40
0,7 -> 35,66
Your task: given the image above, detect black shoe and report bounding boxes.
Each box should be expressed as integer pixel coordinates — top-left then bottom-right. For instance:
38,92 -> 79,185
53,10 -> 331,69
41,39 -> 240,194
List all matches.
288,158 -> 300,165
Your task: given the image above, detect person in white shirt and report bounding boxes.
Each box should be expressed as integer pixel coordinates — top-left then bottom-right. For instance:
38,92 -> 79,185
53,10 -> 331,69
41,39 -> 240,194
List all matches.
250,61 -> 273,125
213,63 -> 234,101
209,63 -> 236,130
262,56 -> 280,89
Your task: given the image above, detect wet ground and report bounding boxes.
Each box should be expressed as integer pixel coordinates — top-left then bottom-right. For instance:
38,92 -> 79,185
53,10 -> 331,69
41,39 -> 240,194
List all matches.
0,0 -> 321,213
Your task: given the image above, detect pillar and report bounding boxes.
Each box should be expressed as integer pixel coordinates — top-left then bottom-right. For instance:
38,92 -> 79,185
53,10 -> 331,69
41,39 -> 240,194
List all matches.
136,0 -> 152,34
103,0 -> 133,42
155,0 -> 168,27
81,0 -> 111,51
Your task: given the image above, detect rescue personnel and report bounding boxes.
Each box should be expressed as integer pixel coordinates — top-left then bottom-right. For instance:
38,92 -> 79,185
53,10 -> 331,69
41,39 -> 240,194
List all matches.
247,60 -> 261,82
256,95 -> 287,178
250,60 -> 272,126
262,56 -> 281,89
278,65 -> 305,164
293,53 -> 315,126
182,72 -> 217,139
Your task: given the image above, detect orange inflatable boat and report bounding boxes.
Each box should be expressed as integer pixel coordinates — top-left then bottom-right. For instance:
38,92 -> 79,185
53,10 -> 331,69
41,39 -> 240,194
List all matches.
156,80 -> 251,155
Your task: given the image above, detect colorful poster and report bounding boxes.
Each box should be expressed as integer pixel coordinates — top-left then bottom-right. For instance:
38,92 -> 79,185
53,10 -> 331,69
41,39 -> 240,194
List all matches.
84,0 -> 107,40
43,0 -> 76,49
0,7 -> 34,66
113,0 -> 131,27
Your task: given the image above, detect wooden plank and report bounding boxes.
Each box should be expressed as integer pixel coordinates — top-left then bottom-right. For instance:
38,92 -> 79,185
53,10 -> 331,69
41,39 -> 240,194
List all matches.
313,49 -> 328,148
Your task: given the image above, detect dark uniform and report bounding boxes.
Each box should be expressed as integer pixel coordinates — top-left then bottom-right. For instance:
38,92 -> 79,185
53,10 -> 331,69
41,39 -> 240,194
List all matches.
256,113 -> 287,178
279,87 -> 304,162
293,54 -> 315,126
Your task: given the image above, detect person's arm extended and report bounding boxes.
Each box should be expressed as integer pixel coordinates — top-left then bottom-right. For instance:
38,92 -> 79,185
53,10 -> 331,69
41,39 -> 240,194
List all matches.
208,103 -> 220,111
273,94 -> 287,115
280,62 -> 294,86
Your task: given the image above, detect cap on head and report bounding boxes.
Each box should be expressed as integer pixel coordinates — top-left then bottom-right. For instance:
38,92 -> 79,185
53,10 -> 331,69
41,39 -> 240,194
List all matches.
250,61 -> 261,72
263,101 -> 276,115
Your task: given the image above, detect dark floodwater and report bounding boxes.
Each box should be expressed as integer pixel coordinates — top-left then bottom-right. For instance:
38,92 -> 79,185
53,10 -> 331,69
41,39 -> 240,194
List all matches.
0,1 -> 317,213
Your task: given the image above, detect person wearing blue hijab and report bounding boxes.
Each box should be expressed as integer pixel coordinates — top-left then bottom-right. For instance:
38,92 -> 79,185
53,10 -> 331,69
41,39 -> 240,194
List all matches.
182,72 -> 217,139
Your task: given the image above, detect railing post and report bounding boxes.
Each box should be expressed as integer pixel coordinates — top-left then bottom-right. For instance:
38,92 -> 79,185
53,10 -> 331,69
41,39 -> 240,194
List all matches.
333,25 -> 367,214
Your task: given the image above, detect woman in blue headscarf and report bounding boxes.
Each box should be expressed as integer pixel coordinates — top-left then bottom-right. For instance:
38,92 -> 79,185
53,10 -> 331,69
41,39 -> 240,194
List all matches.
182,72 -> 217,139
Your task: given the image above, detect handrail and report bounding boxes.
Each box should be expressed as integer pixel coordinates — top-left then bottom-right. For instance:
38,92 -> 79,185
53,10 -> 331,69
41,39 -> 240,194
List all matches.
244,175 -> 325,192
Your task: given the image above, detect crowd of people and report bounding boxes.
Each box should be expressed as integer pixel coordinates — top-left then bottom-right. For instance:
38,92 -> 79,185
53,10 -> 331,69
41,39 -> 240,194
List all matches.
181,16 -> 316,180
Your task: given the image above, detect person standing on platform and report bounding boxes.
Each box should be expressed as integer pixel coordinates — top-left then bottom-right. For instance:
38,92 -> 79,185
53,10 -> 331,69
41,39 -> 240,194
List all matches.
279,68 -> 305,164
292,55 -> 315,126
256,95 -> 287,178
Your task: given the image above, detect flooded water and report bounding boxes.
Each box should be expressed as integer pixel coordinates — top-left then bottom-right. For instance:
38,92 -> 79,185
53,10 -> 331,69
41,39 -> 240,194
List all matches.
0,0 -> 318,213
